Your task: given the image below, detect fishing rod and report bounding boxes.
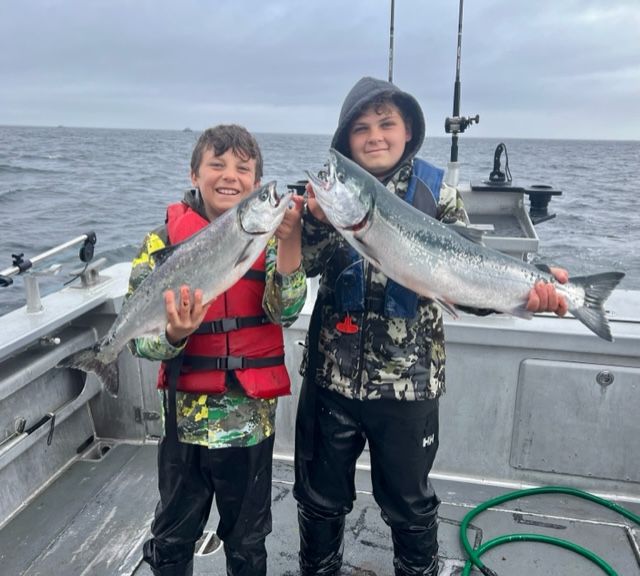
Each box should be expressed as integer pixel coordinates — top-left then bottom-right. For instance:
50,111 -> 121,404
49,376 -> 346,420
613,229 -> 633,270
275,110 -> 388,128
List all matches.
388,0 -> 395,82
445,0 -> 479,184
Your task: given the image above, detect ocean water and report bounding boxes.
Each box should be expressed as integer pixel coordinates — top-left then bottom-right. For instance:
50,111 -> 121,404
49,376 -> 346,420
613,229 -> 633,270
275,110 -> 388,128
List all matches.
0,125 -> 638,315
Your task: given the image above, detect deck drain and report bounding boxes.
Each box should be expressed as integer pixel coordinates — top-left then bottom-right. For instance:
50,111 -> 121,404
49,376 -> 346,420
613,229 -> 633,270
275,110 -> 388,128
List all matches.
79,440 -> 114,461
195,531 -> 222,556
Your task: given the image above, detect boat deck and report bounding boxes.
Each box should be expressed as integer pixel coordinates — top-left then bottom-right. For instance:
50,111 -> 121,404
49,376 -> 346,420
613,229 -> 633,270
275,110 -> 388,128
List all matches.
2,442 -> 638,576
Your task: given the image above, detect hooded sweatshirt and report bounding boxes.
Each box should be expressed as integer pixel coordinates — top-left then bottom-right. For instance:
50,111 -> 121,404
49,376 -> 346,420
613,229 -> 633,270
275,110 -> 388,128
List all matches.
301,77 -> 467,401
331,76 -> 426,182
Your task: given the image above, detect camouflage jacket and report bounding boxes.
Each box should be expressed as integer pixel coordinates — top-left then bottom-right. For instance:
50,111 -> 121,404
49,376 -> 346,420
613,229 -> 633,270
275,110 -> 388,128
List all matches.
128,189 -> 306,448
301,160 -> 468,401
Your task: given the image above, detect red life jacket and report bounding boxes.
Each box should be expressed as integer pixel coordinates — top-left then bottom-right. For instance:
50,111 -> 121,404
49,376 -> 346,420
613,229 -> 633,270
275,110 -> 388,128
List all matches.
156,202 -> 291,399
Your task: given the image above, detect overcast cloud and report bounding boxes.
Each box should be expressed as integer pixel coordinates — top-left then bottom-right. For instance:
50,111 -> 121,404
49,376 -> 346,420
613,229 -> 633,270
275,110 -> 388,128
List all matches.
1,0 -> 638,139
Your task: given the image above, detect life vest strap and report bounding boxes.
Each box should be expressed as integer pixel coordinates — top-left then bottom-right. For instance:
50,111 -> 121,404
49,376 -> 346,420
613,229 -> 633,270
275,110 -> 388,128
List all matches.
194,315 -> 270,334
243,269 -> 266,282
182,354 -> 284,371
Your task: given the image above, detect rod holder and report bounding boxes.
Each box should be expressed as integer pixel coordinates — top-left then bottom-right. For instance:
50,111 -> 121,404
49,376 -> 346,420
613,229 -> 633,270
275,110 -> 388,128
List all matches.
24,275 -> 43,314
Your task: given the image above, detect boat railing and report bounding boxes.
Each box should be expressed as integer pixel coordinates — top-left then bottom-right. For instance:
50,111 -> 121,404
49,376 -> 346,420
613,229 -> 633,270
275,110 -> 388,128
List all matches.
0,232 -> 103,313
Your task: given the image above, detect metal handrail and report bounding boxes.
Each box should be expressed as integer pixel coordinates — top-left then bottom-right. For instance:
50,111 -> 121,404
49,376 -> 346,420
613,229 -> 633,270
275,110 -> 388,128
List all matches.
0,232 -> 96,286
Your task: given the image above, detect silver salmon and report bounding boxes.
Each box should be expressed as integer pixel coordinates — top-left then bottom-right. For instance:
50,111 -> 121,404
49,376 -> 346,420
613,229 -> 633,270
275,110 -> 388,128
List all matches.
306,149 -> 624,341
59,181 -> 293,395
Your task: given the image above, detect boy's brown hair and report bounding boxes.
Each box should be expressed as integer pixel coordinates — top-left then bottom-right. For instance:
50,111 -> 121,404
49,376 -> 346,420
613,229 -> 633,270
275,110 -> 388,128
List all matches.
361,92 -> 413,132
191,124 -> 263,181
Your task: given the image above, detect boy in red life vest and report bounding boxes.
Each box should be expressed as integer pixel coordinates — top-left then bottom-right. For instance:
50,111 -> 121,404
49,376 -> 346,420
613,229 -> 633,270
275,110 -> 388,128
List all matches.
127,124 -> 306,576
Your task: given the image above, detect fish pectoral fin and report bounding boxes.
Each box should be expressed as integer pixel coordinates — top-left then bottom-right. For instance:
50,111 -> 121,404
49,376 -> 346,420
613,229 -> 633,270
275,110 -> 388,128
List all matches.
234,239 -> 255,267
353,237 -> 382,268
448,224 -> 485,245
435,298 -> 459,319
509,304 -> 535,320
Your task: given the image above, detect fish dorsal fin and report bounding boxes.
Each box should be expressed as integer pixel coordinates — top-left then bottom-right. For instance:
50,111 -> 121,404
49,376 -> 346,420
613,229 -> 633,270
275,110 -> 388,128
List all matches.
448,223 -> 485,245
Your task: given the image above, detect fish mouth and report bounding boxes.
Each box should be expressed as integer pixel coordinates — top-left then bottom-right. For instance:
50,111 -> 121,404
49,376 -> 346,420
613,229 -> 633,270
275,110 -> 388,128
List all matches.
239,180 -> 290,236
305,167 -> 333,191
306,150 -> 337,190
268,181 -> 288,207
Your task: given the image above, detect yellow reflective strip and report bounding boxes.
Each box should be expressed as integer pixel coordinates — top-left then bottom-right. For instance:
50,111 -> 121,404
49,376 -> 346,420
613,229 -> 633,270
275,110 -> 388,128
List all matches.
132,233 -> 166,269
147,234 -> 166,254
131,252 -> 150,268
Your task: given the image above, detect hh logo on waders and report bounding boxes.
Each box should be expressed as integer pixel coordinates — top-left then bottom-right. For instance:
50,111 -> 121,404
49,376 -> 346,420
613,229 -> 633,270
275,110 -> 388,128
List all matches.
423,434 -> 434,447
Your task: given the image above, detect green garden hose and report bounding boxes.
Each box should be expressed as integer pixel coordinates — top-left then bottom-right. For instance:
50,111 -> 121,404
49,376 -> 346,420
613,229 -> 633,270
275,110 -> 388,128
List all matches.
460,486 -> 640,576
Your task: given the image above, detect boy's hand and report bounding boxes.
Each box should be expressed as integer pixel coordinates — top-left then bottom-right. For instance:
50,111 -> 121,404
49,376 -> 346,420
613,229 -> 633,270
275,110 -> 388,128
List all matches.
164,285 -> 210,345
306,182 -> 329,223
526,267 -> 569,316
275,195 -> 304,240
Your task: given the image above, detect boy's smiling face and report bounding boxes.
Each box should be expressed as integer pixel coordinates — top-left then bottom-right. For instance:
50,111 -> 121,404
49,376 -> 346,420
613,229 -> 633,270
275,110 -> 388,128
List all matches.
347,101 -> 412,177
191,148 -> 258,221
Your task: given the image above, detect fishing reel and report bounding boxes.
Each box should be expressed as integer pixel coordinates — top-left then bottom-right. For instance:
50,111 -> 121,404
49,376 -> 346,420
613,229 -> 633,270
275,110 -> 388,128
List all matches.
445,114 -> 479,135
286,180 -> 308,196
79,232 -> 97,262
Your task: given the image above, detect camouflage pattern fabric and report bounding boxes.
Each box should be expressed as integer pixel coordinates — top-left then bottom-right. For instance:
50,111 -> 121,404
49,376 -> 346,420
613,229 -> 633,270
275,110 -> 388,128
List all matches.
169,377 -> 277,448
127,190 -> 306,448
301,159 -> 468,401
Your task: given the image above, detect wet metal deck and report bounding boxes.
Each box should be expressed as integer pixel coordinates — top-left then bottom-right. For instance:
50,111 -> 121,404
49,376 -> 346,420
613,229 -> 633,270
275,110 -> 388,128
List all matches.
1,442 -> 638,575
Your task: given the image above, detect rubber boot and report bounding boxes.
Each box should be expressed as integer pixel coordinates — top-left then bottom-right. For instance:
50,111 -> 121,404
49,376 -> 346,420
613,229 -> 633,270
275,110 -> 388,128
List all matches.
394,556 -> 439,576
143,539 -> 194,576
391,518 -> 439,576
298,504 -> 345,576
224,542 -> 267,576
146,557 -> 193,576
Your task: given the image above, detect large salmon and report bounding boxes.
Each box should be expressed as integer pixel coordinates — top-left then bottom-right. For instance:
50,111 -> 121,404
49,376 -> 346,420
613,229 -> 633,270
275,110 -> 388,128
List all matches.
59,181 -> 292,395
306,149 -> 624,341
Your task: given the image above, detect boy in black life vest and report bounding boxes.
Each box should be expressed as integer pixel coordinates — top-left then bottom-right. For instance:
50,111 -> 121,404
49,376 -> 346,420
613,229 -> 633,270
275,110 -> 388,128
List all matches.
294,77 -> 568,576
128,124 -> 306,576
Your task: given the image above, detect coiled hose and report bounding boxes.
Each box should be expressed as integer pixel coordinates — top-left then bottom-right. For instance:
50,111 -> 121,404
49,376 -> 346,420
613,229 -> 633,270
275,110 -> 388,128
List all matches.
460,486 -> 640,576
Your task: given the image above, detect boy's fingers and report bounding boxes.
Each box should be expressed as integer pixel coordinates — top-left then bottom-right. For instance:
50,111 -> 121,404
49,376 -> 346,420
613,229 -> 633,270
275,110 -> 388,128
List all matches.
527,282 -> 568,315
549,266 -> 569,284
164,290 -> 178,317
537,283 -> 549,310
526,282 -> 550,312
558,296 -> 568,316
545,284 -> 558,311
526,285 -> 540,312
192,290 -> 205,317
290,195 -> 305,214
178,285 -> 192,317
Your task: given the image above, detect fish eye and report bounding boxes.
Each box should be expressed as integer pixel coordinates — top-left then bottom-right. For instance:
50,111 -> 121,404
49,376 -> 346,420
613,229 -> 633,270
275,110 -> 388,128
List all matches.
259,189 -> 269,201
337,170 -> 345,183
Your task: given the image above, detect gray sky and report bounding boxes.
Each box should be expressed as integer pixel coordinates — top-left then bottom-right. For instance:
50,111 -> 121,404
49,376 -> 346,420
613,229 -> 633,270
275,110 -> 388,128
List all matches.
1,0 -> 638,140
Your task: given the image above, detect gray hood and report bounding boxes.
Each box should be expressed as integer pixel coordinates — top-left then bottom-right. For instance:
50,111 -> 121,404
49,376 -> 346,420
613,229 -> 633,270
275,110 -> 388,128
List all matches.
330,76 -> 426,172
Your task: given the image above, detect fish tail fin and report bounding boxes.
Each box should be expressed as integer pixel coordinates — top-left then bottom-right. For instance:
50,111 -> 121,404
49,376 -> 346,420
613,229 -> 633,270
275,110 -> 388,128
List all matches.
569,272 -> 625,342
58,347 -> 120,397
